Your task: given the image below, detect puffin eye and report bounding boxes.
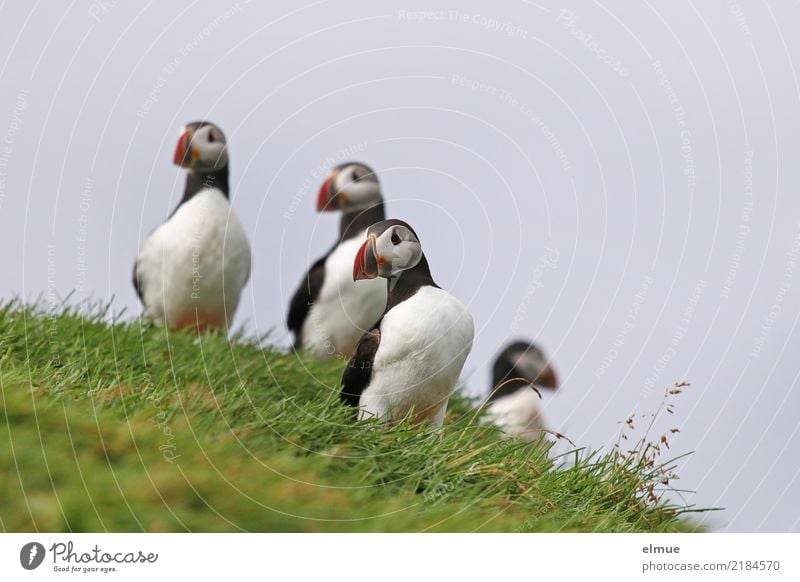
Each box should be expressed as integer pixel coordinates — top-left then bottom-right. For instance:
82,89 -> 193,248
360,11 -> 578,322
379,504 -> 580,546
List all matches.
391,231 -> 401,245
208,132 -> 215,143
352,169 -> 362,182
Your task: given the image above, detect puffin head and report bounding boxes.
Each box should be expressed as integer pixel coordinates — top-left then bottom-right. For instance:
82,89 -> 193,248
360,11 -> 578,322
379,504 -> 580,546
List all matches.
173,121 -> 228,173
353,219 -> 423,281
317,162 -> 381,213
493,341 -> 558,392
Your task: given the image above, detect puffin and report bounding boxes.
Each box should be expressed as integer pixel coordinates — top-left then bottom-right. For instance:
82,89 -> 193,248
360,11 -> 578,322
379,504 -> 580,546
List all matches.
133,121 -> 251,330
341,219 -> 474,427
287,162 -> 387,359
484,341 -> 559,441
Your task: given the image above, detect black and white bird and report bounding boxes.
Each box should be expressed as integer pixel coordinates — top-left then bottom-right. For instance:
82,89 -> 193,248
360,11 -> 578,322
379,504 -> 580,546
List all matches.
133,121 -> 251,330
287,162 -> 387,359
341,219 -> 474,427
484,341 -> 558,441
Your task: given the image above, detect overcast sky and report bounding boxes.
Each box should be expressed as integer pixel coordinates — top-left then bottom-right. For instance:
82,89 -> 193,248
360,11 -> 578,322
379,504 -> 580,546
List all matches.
2,0 -> 799,532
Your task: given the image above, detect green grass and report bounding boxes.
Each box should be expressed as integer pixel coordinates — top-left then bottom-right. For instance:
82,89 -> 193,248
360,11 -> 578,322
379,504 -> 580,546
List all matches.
0,301 -> 702,532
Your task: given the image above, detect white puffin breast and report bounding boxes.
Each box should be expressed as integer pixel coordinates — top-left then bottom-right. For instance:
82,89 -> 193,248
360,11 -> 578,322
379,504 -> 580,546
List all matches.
359,285 -> 474,426
484,387 -> 546,441
136,188 -> 251,329
301,233 -> 388,359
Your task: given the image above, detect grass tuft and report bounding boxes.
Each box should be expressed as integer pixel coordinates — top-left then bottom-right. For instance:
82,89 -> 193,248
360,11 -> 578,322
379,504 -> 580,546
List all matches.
0,301 -> 705,532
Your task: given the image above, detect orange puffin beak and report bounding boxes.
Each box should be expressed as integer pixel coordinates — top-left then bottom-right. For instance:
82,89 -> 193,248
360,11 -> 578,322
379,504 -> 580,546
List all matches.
353,235 -> 379,281
317,166 -> 345,212
173,128 -> 194,168
316,175 -> 332,211
537,364 -> 559,390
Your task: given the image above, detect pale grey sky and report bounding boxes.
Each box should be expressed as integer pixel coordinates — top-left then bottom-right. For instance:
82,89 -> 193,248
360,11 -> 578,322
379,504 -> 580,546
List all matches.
1,0 -> 799,532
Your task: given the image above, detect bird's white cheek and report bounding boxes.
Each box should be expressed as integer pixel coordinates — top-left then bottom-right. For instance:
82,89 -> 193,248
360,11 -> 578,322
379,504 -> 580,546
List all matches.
200,150 -> 227,170
394,245 -> 415,268
382,245 -> 415,276
344,183 -> 378,207
333,175 -> 348,196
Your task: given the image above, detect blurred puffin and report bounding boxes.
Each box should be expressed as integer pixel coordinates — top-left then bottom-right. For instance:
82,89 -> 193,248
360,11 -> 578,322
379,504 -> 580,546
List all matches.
287,162 -> 387,359
341,219 -> 474,427
484,341 -> 558,441
133,121 -> 251,330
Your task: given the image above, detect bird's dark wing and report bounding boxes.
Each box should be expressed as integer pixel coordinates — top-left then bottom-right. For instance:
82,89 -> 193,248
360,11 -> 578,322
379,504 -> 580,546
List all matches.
132,258 -> 144,303
287,255 -> 327,346
340,326 -> 381,408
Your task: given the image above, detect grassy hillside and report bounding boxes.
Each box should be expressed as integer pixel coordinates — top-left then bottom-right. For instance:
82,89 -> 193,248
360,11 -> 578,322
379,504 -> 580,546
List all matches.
0,302 -> 701,532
